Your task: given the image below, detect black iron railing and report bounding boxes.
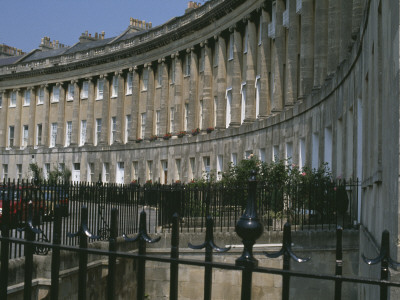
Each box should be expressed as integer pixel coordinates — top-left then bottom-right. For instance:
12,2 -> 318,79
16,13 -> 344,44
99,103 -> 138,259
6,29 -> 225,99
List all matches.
0,174 -> 397,300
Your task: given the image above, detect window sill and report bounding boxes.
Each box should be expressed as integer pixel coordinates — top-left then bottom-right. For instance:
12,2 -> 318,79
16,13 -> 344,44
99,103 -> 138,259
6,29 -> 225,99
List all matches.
50,101 -> 59,104
66,99 -> 73,102
95,98 -> 103,101
126,92 -> 132,96
36,103 -> 43,106
23,104 -> 30,107
9,105 -> 16,108
110,96 -> 117,99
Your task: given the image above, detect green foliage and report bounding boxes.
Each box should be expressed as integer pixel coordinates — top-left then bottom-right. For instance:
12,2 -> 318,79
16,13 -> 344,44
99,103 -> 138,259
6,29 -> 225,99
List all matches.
29,162 -> 43,184
48,166 -> 71,184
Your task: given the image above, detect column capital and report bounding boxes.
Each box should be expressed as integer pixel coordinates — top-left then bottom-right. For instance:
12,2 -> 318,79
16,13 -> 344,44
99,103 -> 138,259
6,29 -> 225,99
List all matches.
114,70 -> 123,76
129,67 -> 133,72
13,88 -> 20,92
40,83 -> 49,89
27,86 -> 35,91
85,76 -> 93,82
70,79 -> 77,85
157,57 -> 166,64
133,65 -> 139,71
229,24 -> 237,32
55,82 -> 62,87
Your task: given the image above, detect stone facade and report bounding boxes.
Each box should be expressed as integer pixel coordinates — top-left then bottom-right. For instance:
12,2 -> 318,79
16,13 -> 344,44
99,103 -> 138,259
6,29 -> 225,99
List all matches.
0,1 -> 399,297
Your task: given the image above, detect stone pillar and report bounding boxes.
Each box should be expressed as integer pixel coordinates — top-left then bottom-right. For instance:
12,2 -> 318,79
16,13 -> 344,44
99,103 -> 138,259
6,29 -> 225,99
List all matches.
145,64 -> 155,137
99,75 -> 110,145
187,47 -> 198,130
159,58 -> 168,134
42,84 -> 50,147
339,0 -> 353,63
215,33 -> 227,129
86,77 -> 94,145
244,16 -> 257,121
0,91 -> 7,148
28,87 -> 36,147
299,0 -> 314,98
56,83 -> 65,147
258,8 -> 271,117
313,0 -> 328,88
173,52 -> 183,132
327,0 -> 340,75
70,80 -> 80,145
202,40 -> 213,129
129,67 -> 140,141
14,89 -> 22,148
230,25 -> 242,127
285,1 -> 298,106
115,70 -> 124,144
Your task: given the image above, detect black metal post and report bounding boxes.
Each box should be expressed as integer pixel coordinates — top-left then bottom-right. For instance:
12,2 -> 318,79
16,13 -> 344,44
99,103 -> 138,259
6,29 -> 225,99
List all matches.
0,194 -> 10,300
235,171 -> 263,300
107,208 -> 118,300
123,210 -> 160,300
335,226 -> 343,300
67,206 -> 99,300
170,213 -> 179,300
22,203 -> 42,300
51,206 -> 62,300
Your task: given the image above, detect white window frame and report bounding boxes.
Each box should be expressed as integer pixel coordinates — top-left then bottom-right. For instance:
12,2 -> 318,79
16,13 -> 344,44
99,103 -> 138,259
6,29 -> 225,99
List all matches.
142,69 -> 148,91
2,164 -> 8,181
36,124 -> 42,147
169,107 -> 175,133
189,157 -> 195,180
272,145 -> 279,162
203,156 -> 211,180
226,88 -> 232,128
37,87 -> 44,105
65,121 -> 72,147
312,133 -> 319,170
231,153 -> 237,166
10,91 -> 16,107
102,163 -> 110,183
81,81 -> 89,99
111,76 -> 118,98
16,164 -> 22,180
324,127 -> 333,170
299,138 -> 306,169
217,155 -> 223,181
285,142 -> 293,165
22,125 -> 28,148
213,96 -> 217,127
255,75 -> 261,118
51,86 -> 60,103
259,148 -> 266,162
241,82 -> 246,124
44,163 -> 50,180
184,104 -> 188,131
185,53 -> 191,76
95,118 -> 102,146
80,120 -> 87,146
132,161 -> 138,181
24,90 -> 31,106
110,117 -> 116,144
67,84 -> 74,101
126,72 -> 133,95
8,126 -> 14,148
147,161 -> 153,181
175,159 -> 181,181
156,111 -> 161,136
199,100 -> 203,129
125,115 -> 131,143
50,123 -> 57,148
141,113 -> 146,139
96,79 -> 104,100
87,163 -> 95,183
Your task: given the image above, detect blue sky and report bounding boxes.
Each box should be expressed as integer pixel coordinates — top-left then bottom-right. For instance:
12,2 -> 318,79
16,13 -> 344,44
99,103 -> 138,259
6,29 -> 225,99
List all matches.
1,0 -> 195,52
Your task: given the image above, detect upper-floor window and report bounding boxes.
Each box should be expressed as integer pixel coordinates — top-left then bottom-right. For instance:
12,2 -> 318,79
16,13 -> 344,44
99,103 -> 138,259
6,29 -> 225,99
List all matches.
65,121 -> 72,147
125,115 -> 131,143
157,65 -> 162,87
96,79 -> 104,100
184,104 -> 188,131
81,81 -> 89,99
8,126 -> 14,148
51,86 -> 60,103
80,120 -> 87,146
22,125 -> 28,148
126,72 -> 133,95
200,48 -> 205,72
111,75 -> 118,98
229,33 -> 234,60
199,100 -> 203,129
110,117 -> 117,144
141,113 -> 146,139
171,59 -> 176,84
156,110 -> 161,136
95,118 -> 102,146
37,87 -> 44,105
16,164 -> 22,181
244,25 -> 249,53
2,164 -> 8,181
67,84 -> 74,101
170,107 -> 175,133
50,123 -> 57,148
185,53 -> 191,76
24,90 -> 31,106
142,69 -> 148,91
10,91 -> 17,107
36,124 -> 42,147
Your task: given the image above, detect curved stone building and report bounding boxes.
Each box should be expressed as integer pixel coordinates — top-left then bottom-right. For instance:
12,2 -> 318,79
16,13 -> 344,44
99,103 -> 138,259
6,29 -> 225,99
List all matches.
0,0 -> 399,289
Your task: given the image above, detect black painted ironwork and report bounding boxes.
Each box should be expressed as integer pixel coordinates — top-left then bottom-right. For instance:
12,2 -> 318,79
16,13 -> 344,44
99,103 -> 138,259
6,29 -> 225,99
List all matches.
335,226 -> 343,300
67,206 -> 100,300
264,222 -> 310,300
0,179 -> 10,300
123,210 -> 160,300
189,215 -> 231,300
107,208 -> 118,300
170,213 -> 179,300
362,230 -> 400,300
235,170 -> 264,300
51,205 -> 62,300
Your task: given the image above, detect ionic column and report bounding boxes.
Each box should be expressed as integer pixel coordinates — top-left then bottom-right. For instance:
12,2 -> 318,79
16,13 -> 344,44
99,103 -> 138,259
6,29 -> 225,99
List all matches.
215,33 -> 227,129
27,87 -> 36,147
159,58 -> 168,134
244,16 -> 257,121
129,67 -> 140,141
313,0 -> 328,88
145,63 -> 155,137
115,70 -> 124,144
86,77 -> 94,145
0,90 -> 7,148
70,80 -> 80,145
187,47 -> 199,130
56,83 -> 65,147
42,84 -> 50,147
14,88 -> 22,148
99,75 -> 110,145
327,0 -> 340,75
299,0 -> 314,98
285,1 -> 298,106
230,25 -> 242,127
202,40 -> 213,129
173,52 -> 183,132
